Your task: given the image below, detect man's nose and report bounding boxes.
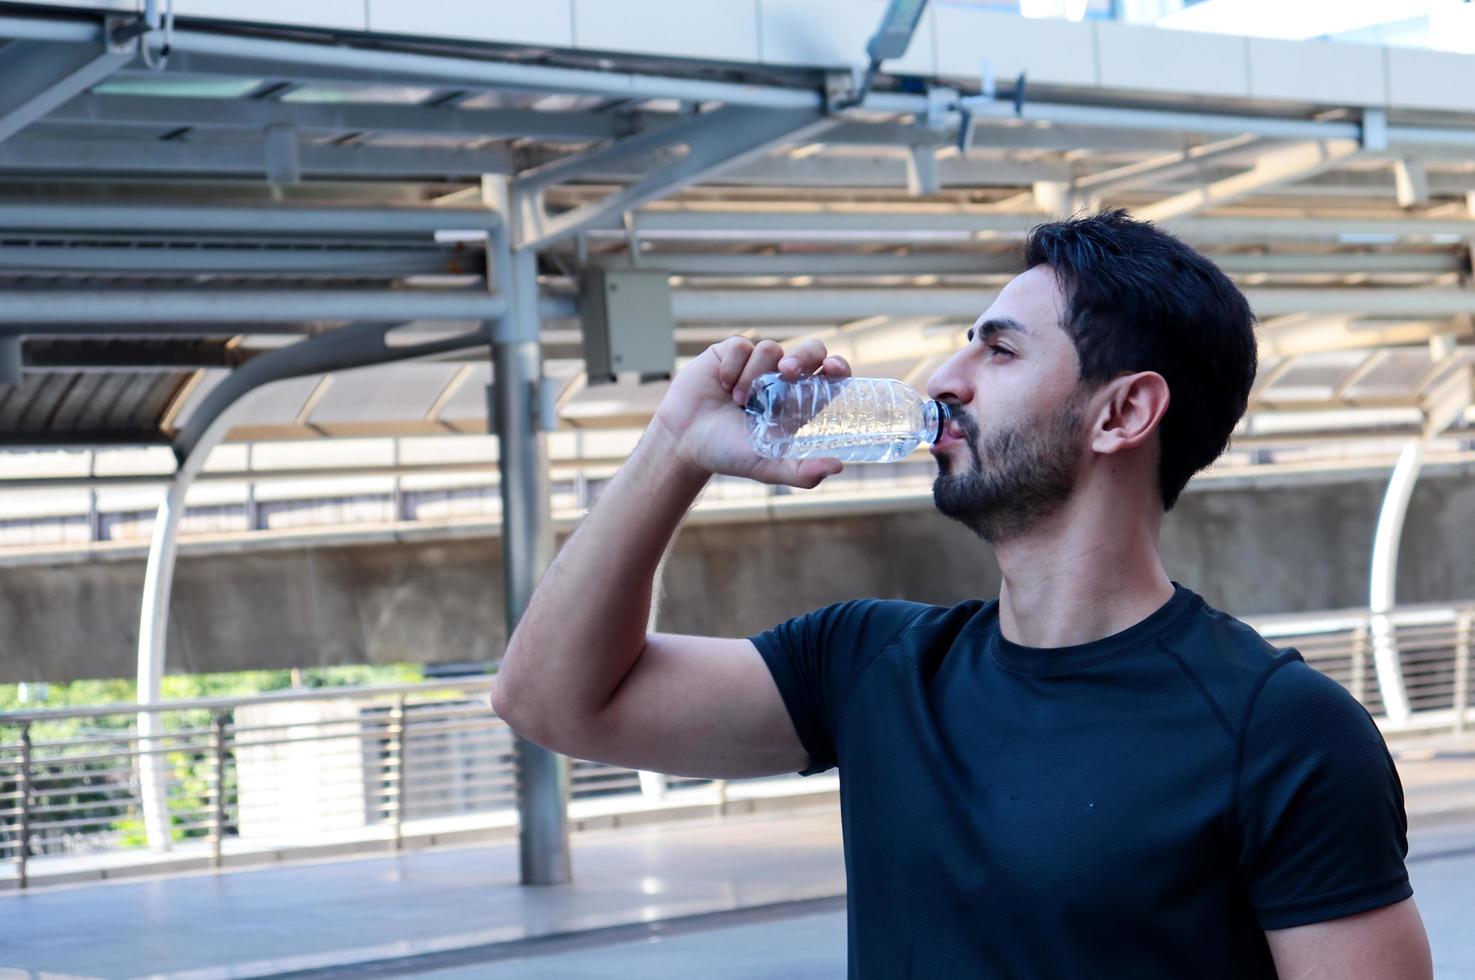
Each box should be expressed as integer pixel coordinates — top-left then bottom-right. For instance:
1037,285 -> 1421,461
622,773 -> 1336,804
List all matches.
926,357 -> 971,406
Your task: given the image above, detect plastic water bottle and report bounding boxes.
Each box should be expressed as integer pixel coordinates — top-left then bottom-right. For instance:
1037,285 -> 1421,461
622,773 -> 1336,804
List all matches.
744,372 -> 951,463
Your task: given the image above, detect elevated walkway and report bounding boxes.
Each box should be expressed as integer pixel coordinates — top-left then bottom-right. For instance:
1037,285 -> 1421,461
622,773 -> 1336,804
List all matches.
1,807 -> 847,979
1,733 -> 1473,978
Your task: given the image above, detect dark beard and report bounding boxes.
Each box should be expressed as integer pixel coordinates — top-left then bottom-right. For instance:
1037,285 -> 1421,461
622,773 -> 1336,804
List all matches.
932,397 -> 1085,544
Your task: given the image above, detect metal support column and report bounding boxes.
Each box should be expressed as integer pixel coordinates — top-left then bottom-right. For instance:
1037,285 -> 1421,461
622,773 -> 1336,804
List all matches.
483,175 -> 571,886
1369,439 -> 1422,726
134,318 -> 498,851
135,409 -> 236,850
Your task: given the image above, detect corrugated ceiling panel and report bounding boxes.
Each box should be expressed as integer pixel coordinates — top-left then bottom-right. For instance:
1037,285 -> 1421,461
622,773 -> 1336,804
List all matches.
48,374 -> 109,431
308,363 -> 462,425
434,363 -> 492,425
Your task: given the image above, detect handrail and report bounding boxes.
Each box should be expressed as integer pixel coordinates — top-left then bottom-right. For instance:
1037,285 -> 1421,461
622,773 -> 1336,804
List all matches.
0,676 -> 492,725
1,605 -> 1471,890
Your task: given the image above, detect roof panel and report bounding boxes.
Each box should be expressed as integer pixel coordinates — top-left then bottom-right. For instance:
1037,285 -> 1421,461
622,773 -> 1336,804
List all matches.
229,375 -> 326,427
102,373 -> 183,431
434,363 -> 492,425
308,363 -> 462,425
95,76 -> 266,99
1265,351 -> 1369,399
44,374 -> 103,431
61,372 -> 134,432
1348,348 -> 1443,397
282,85 -> 440,105
11,375 -> 82,433
0,374 -> 58,432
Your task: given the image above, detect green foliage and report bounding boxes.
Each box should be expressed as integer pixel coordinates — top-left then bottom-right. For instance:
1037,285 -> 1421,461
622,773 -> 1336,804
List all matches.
0,664 -> 425,855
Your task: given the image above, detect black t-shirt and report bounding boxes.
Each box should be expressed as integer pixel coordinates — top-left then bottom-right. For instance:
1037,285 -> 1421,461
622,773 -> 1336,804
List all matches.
749,584 -> 1411,979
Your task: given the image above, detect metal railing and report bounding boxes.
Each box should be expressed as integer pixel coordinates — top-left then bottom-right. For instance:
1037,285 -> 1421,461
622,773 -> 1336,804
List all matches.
1,600 -> 1472,888
1252,602 -> 1475,732
0,677 -> 717,889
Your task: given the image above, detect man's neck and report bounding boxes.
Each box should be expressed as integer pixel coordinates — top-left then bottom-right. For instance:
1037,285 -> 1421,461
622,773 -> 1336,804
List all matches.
991,490 -> 1175,650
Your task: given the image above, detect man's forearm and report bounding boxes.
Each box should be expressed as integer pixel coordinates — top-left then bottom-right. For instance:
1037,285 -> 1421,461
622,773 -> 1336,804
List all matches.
492,420 -> 709,733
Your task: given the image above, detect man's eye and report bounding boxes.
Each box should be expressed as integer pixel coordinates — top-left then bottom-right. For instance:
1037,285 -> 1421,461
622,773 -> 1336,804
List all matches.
986,344 -> 1013,358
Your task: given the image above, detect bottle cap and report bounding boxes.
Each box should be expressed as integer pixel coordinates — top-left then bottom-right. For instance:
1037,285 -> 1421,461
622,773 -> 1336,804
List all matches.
931,401 -> 952,444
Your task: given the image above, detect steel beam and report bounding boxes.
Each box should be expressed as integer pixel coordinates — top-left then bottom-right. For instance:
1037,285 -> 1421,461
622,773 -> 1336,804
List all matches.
626,151 -> 1073,188
515,108 -> 832,251
516,110 -> 730,196
599,252 -> 1022,276
1073,134 -> 1267,195
0,245 -> 460,275
665,286 -> 1475,323
0,14 -> 101,44
7,15 -> 1475,161
0,334 -> 19,384
602,251 -> 1461,278
1210,253 -> 1463,275
158,30 -> 823,111
37,278 -> 1450,337
1134,140 -> 1363,223
580,208 -> 1475,245
0,34 -> 135,144
0,202 -> 503,236
46,93 -> 626,143
0,134 -> 515,179
0,290 -> 509,325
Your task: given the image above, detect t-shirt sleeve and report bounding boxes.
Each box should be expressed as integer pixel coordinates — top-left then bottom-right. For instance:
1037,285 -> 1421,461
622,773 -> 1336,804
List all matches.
748,599 -> 923,776
1234,656 -> 1412,930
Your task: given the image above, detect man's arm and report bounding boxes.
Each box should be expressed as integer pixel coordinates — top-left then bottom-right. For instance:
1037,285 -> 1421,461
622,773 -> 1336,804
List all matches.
491,337 -> 848,778
1266,897 -> 1432,980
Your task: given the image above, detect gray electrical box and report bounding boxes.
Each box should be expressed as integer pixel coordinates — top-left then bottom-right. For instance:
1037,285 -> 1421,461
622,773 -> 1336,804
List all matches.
577,268 -> 676,385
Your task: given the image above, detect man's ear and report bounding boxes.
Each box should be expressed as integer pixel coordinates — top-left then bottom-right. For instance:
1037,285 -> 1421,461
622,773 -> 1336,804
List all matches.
1090,371 -> 1170,456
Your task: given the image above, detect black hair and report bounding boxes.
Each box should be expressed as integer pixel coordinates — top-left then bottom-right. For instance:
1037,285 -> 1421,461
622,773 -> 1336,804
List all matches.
1024,209 -> 1257,510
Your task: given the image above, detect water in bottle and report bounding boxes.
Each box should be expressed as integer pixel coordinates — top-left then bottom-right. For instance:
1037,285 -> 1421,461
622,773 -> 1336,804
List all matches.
744,372 -> 952,463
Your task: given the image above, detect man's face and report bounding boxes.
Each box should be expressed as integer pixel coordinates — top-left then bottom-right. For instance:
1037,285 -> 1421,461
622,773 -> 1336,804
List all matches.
924,265 -> 1091,544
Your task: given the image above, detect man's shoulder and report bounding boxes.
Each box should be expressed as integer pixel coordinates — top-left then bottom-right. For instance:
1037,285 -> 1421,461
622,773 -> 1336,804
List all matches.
807,596 -> 991,644
1161,591 -> 1305,737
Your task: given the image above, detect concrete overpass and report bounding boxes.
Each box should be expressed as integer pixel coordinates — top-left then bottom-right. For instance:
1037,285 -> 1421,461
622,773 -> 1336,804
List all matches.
5,459 -> 1473,683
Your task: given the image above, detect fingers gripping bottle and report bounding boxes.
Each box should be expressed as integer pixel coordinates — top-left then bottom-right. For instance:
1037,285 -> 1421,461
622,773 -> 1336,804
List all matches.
744,372 -> 952,463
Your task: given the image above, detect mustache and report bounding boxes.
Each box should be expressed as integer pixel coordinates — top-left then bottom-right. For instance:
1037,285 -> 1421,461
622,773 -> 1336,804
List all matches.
939,406 -> 984,473
952,408 -> 981,445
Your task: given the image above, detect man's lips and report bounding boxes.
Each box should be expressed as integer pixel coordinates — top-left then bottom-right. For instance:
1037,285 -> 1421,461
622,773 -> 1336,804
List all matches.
931,422 -> 965,451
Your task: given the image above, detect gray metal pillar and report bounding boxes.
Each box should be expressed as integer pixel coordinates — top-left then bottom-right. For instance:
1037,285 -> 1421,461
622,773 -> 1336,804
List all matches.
0,334 -> 19,384
483,176 -> 571,886
1369,439 -> 1422,726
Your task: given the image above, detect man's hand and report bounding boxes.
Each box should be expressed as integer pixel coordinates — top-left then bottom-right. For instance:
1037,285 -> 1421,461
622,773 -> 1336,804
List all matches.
652,335 -> 851,489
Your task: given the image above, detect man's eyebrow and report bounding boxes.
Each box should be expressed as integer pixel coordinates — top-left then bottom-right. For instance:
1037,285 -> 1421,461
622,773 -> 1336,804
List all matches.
968,317 -> 1032,341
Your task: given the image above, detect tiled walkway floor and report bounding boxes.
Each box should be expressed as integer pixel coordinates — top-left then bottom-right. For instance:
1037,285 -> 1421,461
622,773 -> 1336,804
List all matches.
0,808 -> 845,980
3,734 -> 1474,980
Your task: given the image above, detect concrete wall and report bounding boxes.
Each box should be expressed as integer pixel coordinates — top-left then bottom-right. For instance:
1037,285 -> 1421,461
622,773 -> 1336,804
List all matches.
2,469 -> 1472,683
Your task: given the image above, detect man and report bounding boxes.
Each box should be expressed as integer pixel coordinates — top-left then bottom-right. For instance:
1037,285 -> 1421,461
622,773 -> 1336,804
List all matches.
493,211 -> 1432,978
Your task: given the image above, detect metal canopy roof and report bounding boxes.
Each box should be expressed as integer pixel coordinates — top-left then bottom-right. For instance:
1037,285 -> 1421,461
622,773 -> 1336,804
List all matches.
0,4 -> 1473,471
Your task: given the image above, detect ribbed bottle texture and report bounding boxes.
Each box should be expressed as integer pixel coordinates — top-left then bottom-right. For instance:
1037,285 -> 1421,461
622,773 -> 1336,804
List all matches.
744,373 -> 950,463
